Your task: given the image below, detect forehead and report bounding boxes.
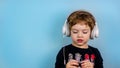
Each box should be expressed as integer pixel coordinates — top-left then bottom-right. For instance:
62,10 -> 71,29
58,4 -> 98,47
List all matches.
71,23 -> 90,30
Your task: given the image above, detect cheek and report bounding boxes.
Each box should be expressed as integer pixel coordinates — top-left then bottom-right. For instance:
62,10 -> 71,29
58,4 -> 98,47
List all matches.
70,33 -> 77,40
84,33 -> 91,39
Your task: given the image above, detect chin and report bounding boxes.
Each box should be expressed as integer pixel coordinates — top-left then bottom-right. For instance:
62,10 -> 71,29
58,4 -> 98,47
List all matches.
75,43 -> 84,46
77,44 -> 84,46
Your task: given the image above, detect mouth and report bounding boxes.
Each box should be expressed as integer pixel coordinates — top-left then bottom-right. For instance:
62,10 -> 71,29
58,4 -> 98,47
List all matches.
77,39 -> 83,43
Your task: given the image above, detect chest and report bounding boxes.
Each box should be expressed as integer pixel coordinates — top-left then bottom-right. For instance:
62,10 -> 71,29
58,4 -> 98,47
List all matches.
65,48 -> 96,63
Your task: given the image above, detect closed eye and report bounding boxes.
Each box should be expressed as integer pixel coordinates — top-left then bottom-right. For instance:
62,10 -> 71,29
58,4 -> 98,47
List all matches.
83,31 -> 88,34
72,29 -> 79,34
72,31 -> 78,34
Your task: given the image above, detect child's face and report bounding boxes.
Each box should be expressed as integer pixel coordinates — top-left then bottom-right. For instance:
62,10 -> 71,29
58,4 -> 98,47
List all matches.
70,22 -> 91,47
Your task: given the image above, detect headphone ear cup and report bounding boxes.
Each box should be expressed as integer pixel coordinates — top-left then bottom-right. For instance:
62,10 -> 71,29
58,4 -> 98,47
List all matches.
91,23 -> 99,39
62,20 -> 70,37
94,23 -> 99,38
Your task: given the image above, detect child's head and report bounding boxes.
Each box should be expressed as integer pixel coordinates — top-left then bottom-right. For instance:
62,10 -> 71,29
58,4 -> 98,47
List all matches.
62,10 -> 98,47
67,10 -> 95,36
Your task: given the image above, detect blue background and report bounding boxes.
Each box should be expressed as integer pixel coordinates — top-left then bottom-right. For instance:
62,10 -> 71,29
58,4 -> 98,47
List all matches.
0,0 -> 120,68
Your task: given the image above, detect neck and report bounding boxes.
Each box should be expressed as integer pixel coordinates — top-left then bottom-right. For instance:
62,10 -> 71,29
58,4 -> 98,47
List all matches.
72,43 -> 88,49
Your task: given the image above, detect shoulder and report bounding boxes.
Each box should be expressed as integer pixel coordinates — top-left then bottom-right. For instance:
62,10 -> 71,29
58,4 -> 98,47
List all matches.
89,45 -> 97,49
61,44 -> 72,50
89,45 -> 99,51
88,45 -> 102,55
57,44 -> 72,54
64,44 -> 72,48
56,44 -> 72,61
89,45 -> 103,60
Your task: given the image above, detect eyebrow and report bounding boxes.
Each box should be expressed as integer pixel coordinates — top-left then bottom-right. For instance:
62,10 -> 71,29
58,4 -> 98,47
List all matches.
71,29 -> 89,31
82,29 -> 89,31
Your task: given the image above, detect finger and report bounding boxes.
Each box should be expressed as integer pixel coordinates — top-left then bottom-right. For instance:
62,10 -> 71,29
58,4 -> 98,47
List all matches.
81,64 -> 88,68
70,62 -> 79,66
69,60 -> 79,66
70,59 -> 79,63
81,60 -> 90,63
81,62 -> 86,67
81,61 -> 94,68
66,60 -> 79,67
69,66 -> 78,68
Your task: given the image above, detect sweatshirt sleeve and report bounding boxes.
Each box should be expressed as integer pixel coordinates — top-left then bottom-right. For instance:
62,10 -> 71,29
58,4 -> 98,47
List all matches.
55,48 -> 65,68
94,48 -> 103,68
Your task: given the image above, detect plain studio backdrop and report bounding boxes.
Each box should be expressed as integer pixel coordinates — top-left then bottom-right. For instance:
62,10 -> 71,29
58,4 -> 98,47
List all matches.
0,0 -> 120,68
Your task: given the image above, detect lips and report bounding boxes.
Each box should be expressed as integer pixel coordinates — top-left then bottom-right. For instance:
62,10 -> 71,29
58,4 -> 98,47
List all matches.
77,39 -> 83,43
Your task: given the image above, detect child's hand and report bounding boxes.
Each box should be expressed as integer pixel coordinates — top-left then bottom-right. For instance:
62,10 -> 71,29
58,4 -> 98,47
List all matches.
66,59 -> 79,68
81,60 -> 94,68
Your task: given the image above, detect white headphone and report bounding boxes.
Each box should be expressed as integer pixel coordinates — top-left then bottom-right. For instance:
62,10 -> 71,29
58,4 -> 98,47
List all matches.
62,19 -> 99,39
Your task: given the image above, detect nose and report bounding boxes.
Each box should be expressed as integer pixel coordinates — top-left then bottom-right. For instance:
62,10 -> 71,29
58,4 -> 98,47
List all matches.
77,32 -> 83,38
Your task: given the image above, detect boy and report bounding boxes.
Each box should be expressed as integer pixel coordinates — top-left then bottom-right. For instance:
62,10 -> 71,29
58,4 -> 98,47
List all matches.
55,10 -> 103,68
